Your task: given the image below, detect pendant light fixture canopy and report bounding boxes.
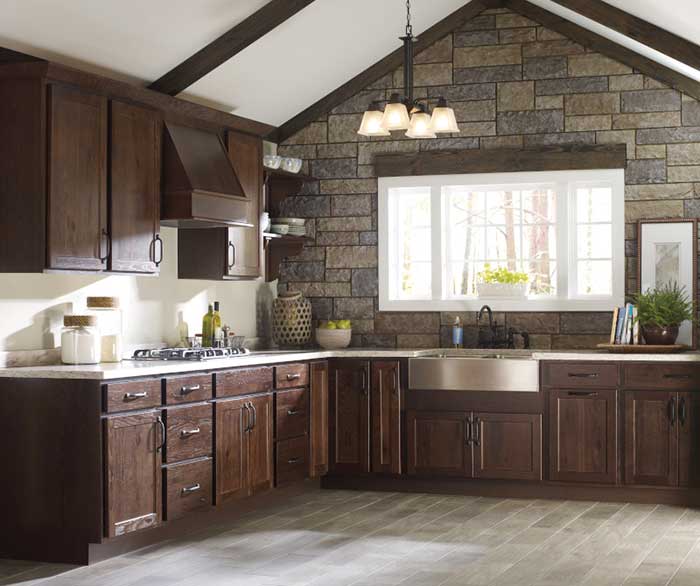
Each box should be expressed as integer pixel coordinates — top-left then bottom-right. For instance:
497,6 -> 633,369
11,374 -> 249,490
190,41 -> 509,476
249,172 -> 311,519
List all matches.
356,0 -> 459,140
358,102 -> 391,136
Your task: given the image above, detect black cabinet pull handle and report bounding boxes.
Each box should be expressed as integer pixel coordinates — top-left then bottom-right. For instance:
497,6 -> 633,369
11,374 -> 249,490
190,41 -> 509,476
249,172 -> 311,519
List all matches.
154,234 -> 164,267
228,241 -> 236,269
473,416 -> 481,447
568,372 -> 599,378
568,391 -> 598,397
669,397 -> 677,426
679,397 -> 687,426
250,402 -> 257,430
663,373 -> 691,380
465,417 -> 473,446
243,403 -> 250,433
156,416 -> 166,453
288,457 -> 302,465
360,369 -> 368,395
100,229 -> 111,263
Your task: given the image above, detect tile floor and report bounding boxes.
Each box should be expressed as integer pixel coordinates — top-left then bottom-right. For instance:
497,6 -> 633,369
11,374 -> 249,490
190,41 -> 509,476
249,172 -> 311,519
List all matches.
2,488 -> 700,586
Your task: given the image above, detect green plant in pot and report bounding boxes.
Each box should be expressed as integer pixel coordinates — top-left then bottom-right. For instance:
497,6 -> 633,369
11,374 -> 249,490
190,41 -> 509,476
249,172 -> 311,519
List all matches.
631,283 -> 695,345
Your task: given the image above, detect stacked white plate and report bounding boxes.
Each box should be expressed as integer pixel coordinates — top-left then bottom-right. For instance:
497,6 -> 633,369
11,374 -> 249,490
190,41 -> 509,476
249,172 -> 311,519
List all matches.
272,217 -> 306,237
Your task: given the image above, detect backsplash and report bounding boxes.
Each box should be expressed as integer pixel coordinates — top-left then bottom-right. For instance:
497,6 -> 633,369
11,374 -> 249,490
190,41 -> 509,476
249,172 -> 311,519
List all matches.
277,6 -> 700,350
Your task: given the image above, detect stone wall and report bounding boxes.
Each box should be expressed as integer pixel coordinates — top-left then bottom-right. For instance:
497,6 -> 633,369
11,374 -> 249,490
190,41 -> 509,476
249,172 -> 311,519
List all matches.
277,6 -> 700,350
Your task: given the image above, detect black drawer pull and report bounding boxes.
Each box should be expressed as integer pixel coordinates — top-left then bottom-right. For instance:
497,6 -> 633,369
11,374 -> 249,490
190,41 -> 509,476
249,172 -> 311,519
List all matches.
287,457 -> 302,465
663,373 -> 692,380
568,373 -> 599,379
180,384 -> 201,395
568,391 -> 598,397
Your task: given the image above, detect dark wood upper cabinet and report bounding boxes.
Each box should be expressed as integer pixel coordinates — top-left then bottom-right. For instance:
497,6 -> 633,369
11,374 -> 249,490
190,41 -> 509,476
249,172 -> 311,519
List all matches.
104,411 -> 162,538
473,412 -> 541,481
309,361 -> 329,478
47,84 -> 108,271
109,101 -> 161,274
177,131 -> 262,280
406,410 -> 471,477
371,361 -> 401,475
549,389 -> 617,484
624,390 -> 678,487
329,360 -> 370,474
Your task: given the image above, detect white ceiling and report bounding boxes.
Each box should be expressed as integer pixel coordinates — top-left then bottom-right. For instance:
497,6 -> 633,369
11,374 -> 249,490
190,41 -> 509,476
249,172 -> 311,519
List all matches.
0,0 -> 699,128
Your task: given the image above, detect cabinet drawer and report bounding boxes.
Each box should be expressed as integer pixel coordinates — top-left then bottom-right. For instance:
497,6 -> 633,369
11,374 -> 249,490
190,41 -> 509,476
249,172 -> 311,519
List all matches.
165,404 -> 213,463
276,436 -> 308,486
165,374 -> 213,404
217,367 -> 273,397
105,379 -> 162,412
276,388 -> 309,440
275,363 -> 309,389
622,363 -> 700,390
542,362 -> 619,389
164,459 -> 212,520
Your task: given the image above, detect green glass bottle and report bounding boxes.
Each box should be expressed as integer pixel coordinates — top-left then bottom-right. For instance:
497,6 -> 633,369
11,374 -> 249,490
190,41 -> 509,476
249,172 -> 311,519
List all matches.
212,301 -> 222,347
202,304 -> 214,348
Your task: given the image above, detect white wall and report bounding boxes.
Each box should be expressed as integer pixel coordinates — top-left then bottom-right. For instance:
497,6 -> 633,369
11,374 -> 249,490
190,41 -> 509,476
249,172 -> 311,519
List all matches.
0,227 -> 275,352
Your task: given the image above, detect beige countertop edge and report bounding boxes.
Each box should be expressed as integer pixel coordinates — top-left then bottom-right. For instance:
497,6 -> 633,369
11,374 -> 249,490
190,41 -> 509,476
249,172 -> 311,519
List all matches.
1,348 -> 700,380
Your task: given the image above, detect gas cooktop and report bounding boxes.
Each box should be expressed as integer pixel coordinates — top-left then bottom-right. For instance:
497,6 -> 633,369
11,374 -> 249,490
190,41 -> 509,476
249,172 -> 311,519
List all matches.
131,347 -> 250,362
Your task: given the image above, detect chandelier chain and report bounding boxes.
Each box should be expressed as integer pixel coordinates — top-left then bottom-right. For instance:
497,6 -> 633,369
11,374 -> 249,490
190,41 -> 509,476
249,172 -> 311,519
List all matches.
405,0 -> 412,36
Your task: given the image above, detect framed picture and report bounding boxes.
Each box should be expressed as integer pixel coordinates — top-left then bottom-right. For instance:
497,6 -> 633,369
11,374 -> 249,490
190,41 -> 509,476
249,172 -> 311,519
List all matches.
637,219 -> 697,348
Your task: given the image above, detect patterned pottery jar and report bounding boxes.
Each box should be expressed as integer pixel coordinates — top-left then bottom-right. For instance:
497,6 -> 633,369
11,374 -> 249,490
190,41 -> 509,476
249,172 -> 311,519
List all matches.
272,291 -> 312,347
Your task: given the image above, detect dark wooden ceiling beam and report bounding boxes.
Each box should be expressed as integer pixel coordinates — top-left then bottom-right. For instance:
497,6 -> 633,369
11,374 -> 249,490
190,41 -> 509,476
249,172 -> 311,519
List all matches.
149,0 -> 317,96
506,0 -> 700,103
548,0 -> 700,73
272,0 -> 506,144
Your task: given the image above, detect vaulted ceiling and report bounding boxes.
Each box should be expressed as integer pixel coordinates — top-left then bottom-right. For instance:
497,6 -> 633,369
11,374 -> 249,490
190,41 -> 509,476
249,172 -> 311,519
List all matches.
1,0 -> 699,128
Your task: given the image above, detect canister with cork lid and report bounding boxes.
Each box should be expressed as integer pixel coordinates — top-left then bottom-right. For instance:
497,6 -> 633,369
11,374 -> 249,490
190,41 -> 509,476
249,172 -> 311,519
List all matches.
61,315 -> 101,365
87,296 -> 123,362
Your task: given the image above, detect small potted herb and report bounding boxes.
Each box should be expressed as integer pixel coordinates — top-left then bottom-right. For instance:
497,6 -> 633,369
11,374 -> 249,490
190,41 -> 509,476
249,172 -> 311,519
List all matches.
476,264 -> 529,298
631,283 -> 696,345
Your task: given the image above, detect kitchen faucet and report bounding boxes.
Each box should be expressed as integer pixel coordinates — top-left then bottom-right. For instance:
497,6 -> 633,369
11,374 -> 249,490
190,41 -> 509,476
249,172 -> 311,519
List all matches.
476,304 -> 530,349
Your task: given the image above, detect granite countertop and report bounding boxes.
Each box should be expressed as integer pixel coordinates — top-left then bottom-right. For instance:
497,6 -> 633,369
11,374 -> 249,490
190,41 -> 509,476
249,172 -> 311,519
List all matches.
1,348 -> 700,380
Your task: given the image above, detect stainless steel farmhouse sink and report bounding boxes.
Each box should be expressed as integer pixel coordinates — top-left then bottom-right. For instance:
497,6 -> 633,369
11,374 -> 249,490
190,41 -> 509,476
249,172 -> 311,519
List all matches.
409,351 -> 539,392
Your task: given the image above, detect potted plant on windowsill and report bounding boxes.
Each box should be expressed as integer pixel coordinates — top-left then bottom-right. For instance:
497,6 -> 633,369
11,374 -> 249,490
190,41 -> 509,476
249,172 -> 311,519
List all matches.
631,283 -> 695,345
476,264 -> 529,299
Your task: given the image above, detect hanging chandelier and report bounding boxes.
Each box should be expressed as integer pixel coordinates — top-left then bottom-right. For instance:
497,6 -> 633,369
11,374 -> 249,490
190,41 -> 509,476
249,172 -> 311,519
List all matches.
357,0 -> 460,139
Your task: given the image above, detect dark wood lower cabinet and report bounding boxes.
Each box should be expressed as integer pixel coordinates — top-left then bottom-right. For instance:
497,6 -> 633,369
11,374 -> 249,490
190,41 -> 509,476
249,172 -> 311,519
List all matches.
679,392 -> 699,487
407,410 -> 471,477
247,394 -> 274,495
103,411 -> 163,538
549,389 -> 617,484
329,360 -> 370,474
474,413 -> 542,481
371,361 -> 401,474
309,361 -> 329,478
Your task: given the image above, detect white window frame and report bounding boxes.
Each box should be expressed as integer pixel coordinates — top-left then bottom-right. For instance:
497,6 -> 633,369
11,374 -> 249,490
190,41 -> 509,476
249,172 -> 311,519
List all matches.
378,168 -> 625,312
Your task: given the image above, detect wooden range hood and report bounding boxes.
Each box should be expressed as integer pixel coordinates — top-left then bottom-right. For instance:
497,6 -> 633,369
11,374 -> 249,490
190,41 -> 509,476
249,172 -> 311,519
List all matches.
161,122 -> 253,228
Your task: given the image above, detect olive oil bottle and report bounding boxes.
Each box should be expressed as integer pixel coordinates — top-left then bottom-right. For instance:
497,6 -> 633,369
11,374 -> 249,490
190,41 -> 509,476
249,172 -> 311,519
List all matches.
202,304 -> 214,347
212,301 -> 222,347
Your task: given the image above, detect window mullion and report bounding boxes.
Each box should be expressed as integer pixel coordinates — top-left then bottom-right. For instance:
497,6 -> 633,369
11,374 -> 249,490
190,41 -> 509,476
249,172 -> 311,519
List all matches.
557,181 -> 570,300
431,183 -> 443,301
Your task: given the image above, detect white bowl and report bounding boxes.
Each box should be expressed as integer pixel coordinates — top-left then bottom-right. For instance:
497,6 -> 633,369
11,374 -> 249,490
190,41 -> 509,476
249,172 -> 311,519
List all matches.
316,328 -> 352,349
269,224 -> 289,235
263,155 -> 281,169
272,217 -> 306,226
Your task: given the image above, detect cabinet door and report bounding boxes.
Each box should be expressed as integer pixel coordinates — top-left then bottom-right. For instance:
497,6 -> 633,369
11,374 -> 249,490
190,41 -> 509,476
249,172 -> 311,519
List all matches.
406,410 -> 471,477
247,394 -> 273,495
309,361 -> 329,478
226,131 -> 261,278
679,392 -> 699,488
329,360 -> 370,474
104,412 -> 162,537
549,390 -> 617,484
624,391 -> 678,487
47,85 -> 107,270
473,413 -> 541,481
215,397 -> 249,503
371,361 -> 401,475
109,101 -> 161,273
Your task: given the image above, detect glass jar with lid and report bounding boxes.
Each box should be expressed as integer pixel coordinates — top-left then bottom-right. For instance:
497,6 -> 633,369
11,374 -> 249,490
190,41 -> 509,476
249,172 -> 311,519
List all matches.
87,296 -> 123,362
61,315 -> 101,365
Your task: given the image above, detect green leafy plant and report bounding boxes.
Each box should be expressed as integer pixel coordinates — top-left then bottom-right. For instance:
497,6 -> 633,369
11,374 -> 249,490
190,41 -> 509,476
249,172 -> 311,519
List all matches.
630,282 -> 695,328
477,263 -> 529,285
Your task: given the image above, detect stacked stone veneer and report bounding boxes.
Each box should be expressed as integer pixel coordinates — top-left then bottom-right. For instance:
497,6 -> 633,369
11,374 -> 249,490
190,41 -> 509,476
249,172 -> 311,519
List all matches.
277,6 -> 700,350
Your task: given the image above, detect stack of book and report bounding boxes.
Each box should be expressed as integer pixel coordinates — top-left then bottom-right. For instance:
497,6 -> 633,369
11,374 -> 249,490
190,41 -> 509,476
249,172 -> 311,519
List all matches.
609,304 -> 640,345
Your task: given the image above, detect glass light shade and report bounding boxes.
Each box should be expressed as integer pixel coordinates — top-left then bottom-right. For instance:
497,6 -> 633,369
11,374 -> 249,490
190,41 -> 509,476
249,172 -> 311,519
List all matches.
430,105 -> 460,134
357,109 -> 390,137
406,111 -> 436,139
381,95 -> 411,131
